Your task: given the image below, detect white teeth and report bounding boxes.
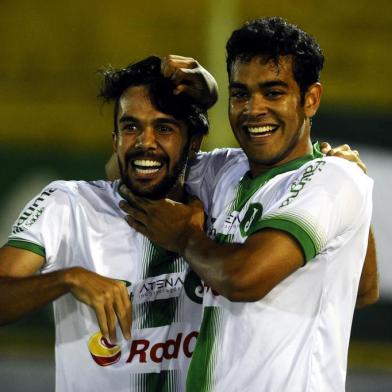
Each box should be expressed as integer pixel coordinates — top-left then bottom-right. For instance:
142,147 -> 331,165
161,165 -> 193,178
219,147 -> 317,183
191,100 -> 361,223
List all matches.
248,125 -> 276,134
135,168 -> 160,174
133,159 -> 162,168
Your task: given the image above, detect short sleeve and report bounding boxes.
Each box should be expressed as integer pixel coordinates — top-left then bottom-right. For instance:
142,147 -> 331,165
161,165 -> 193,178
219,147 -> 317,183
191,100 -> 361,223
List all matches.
246,158 -> 373,262
6,181 -> 71,269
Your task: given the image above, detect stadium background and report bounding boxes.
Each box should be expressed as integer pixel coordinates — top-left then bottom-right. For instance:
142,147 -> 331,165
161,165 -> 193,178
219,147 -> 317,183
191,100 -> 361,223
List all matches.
0,0 -> 391,390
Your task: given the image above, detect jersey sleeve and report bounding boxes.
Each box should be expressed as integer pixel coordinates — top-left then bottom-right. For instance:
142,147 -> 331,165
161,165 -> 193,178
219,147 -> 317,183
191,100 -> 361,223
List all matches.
6,181 -> 72,271
245,158 -> 373,262
186,148 -> 248,213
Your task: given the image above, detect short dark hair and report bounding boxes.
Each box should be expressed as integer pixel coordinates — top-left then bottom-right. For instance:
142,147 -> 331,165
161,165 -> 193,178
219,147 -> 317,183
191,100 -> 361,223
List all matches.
226,17 -> 324,100
99,56 -> 209,136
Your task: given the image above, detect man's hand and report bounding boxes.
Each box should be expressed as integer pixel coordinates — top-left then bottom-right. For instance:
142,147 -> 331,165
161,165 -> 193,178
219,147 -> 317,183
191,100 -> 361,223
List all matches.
65,267 -> 132,344
119,184 -> 205,254
161,54 -> 218,109
320,142 -> 367,173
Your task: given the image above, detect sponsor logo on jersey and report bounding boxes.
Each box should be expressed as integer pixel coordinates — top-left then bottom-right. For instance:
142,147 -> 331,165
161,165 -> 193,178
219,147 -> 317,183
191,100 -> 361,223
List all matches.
127,331 -> 198,363
240,203 -> 263,236
88,332 -> 122,366
281,159 -> 326,207
87,331 -> 198,367
139,276 -> 184,299
12,188 -> 57,234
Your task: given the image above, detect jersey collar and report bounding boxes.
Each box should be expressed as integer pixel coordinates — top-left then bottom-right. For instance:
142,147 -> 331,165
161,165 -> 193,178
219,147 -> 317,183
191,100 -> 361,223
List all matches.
233,142 -> 323,212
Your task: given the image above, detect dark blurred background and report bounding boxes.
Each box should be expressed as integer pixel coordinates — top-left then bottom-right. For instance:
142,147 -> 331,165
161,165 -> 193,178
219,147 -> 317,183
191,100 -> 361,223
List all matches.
0,0 -> 391,390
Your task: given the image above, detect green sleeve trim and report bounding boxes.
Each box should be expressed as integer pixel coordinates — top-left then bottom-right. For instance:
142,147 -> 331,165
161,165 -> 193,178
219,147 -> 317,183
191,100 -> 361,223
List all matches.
248,218 -> 316,263
6,239 -> 46,257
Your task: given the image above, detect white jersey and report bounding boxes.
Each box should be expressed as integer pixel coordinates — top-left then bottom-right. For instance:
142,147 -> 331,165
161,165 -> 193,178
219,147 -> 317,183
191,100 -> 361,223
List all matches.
7,180 -> 203,392
185,144 -> 373,392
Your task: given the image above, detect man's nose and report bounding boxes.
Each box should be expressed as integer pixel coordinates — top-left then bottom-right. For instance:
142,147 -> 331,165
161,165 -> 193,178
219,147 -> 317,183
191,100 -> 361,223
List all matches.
245,93 -> 268,117
135,127 -> 157,150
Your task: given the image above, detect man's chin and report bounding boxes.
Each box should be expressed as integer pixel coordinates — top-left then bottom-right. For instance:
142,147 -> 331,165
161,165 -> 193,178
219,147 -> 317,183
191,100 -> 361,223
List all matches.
121,179 -> 172,200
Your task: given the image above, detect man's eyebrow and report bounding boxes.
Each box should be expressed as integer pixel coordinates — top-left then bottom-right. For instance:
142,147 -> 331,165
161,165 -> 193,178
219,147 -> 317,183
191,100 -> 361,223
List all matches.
229,82 -> 246,89
154,118 -> 181,126
119,115 -> 138,124
229,80 -> 289,89
259,80 -> 289,89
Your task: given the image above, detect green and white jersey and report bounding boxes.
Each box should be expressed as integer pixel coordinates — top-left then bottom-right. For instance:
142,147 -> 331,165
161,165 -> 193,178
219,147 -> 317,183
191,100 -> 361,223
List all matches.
186,145 -> 373,392
7,180 -> 203,392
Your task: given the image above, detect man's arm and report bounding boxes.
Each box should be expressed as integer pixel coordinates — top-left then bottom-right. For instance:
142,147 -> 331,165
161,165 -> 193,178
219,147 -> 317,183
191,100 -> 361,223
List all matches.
0,246 -> 131,342
119,193 -> 303,302
356,228 -> 379,308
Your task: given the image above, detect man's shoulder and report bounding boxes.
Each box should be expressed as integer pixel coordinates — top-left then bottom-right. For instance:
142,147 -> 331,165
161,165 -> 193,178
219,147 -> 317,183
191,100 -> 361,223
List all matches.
195,147 -> 247,165
36,179 -> 116,206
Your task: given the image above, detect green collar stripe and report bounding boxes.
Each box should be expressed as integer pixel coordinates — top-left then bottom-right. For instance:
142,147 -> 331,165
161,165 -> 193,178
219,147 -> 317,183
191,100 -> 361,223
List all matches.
247,218 -> 317,262
233,142 -> 323,212
6,239 -> 45,257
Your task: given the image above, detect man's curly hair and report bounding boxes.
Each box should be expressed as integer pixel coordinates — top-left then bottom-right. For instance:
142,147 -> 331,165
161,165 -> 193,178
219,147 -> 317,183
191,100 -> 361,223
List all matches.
99,56 -> 209,136
226,17 -> 324,101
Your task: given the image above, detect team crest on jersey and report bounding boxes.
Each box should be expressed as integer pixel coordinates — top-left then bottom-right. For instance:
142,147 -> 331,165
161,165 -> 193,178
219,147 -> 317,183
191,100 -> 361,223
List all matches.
12,188 -> 57,234
240,203 -> 263,237
184,269 -> 203,304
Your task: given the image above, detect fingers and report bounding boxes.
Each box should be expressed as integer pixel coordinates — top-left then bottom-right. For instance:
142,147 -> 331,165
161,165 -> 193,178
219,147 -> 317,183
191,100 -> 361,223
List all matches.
319,141 -> 331,155
105,301 -> 117,344
326,144 -> 351,156
94,302 -> 110,343
161,55 -> 198,78
97,282 -> 132,344
124,215 -> 148,236
119,184 -> 151,212
113,282 -> 132,341
322,143 -> 367,174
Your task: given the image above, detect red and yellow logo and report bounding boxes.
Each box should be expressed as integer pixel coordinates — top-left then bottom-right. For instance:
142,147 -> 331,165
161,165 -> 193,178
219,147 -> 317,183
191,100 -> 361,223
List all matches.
87,332 -> 121,366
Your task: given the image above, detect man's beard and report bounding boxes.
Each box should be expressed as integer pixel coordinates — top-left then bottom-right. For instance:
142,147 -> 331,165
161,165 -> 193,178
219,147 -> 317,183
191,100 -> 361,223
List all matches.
118,145 -> 190,200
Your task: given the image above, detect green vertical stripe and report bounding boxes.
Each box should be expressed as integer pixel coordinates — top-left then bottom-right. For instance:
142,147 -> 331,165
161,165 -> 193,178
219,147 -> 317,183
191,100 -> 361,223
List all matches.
186,307 -> 223,392
138,297 -> 178,329
142,238 -> 186,279
130,370 -> 180,392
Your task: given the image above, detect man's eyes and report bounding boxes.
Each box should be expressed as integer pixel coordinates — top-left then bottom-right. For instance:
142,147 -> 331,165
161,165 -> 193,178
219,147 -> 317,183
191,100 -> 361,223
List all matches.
120,124 -> 175,133
156,125 -> 174,133
230,90 -> 248,99
230,90 -> 285,100
121,123 -> 138,133
265,90 -> 285,99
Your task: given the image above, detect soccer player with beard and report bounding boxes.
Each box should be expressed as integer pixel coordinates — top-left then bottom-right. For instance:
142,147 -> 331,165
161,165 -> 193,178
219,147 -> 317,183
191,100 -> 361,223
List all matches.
0,56 -> 216,392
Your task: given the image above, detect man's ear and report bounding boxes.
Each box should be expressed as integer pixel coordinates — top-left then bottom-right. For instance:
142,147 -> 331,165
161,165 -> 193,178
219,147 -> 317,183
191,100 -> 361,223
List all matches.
304,82 -> 323,118
188,134 -> 204,160
112,131 -> 118,152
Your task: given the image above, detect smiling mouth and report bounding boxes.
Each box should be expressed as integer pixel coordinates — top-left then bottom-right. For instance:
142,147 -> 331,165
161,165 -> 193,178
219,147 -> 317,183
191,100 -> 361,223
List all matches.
244,125 -> 279,137
131,159 -> 164,174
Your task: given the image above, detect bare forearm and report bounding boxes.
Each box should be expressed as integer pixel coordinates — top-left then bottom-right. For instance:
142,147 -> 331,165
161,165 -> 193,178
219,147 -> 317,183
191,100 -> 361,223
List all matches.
182,228 -> 303,302
356,228 -> 379,309
0,270 -> 71,325
183,230 -> 245,299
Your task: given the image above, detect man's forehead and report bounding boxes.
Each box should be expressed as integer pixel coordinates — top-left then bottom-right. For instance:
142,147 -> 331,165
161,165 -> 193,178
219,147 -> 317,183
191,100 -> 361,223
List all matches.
230,55 -> 294,79
118,85 -> 177,121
